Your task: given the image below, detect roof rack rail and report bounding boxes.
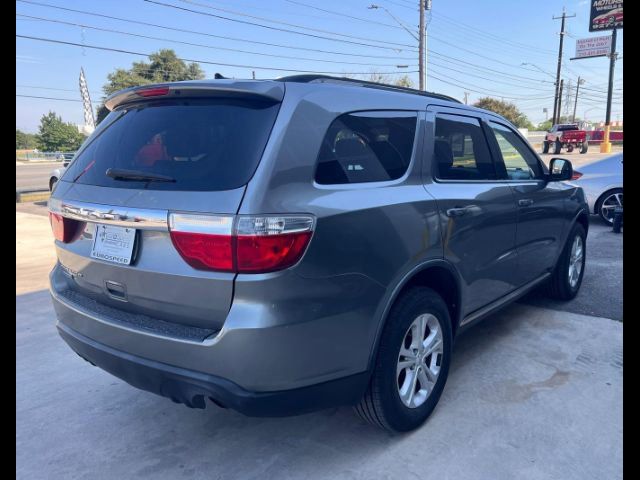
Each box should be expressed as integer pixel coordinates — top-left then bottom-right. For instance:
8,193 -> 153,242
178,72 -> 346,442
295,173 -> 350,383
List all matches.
276,74 -> 462,104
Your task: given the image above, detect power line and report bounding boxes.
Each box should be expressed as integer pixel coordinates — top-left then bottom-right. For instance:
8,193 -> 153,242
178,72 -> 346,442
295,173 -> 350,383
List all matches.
176,0 -> 414,48
430,11 -> 557,55
284,0 -> 403,30
143,0 -> 417,51
16,34 -> 419,75
16,1 -> 414,61
16,94 -> 81,102
16,14 -> 417,67
16,83 -> 101,95
176,0 -> 413,48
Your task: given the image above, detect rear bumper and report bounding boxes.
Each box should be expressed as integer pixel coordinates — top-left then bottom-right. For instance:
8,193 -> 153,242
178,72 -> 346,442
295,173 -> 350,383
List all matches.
58,322 -> 369,416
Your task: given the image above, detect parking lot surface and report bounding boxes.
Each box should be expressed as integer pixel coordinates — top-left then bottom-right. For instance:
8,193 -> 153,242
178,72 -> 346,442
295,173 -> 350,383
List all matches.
16,207 -> 622,480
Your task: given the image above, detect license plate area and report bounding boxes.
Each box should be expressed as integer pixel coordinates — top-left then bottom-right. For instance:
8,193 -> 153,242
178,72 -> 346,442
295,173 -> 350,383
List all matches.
90,224 -> 137,265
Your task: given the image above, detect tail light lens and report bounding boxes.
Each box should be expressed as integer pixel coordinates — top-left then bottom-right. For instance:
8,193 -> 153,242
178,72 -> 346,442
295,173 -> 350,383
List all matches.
236,216 -> 314,273
572,171 -> 583,180
49,212 -> 85,243
168,214 -> 235,272
169,213 -> 315,273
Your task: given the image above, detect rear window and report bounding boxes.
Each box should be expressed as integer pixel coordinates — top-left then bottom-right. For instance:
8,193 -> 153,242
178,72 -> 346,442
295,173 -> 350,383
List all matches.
557,124 -> 578,131
62,99 -> 280,191
314,111 -> 417,184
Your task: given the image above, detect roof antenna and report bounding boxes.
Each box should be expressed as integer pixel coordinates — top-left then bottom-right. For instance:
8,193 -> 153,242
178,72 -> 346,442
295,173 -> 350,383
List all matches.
214,73 -> 227,79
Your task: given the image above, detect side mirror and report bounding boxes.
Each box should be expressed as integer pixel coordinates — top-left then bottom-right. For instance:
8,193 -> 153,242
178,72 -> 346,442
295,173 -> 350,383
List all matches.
548,157 -> 573,181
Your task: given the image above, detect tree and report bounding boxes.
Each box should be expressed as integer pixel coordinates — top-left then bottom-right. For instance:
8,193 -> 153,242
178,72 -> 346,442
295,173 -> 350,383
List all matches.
36,111 -> 85,152
473,97 -> 533,129
16,129 -> 38,149
96,49 -> 205,124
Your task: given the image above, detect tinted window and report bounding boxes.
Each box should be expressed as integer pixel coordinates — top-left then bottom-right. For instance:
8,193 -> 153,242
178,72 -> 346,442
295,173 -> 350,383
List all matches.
433,114 -> 496,180
62,99 -> 280,191
489,122 -> 542,180
315,111 -> 417,184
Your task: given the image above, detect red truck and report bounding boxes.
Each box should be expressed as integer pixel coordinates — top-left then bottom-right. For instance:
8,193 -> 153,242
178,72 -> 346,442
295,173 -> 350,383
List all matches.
543,124 -> 588,154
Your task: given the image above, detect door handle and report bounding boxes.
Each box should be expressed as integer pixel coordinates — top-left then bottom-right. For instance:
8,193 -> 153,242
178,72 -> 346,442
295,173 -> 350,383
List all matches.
518,199 -> 534,207
446,207 -> 468,217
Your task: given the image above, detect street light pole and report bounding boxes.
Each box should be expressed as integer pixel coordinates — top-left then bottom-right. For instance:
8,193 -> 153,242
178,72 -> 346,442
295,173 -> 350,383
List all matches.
419,1 -> 425,90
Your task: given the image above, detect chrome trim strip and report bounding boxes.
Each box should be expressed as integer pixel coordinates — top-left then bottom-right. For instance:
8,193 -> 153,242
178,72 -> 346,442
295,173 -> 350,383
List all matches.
50,199 -> 168,231
460,272 -> 551,327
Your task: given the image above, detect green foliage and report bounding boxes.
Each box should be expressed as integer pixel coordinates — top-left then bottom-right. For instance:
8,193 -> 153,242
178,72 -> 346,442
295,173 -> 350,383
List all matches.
16,129 -> 38,149
96,49 -> 205,124
36,111 -> 85,152
472,97 -> 533,129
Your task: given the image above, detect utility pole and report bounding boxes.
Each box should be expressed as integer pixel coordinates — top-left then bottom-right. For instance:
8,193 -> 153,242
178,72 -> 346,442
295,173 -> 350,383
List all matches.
418,0 -> 425,91
601,28 -> 618,153
564,79 -> 572,117
572,76 -> 584,123
463,92 -> 469,105
551,8 -> 575,125
556,79 -> 564,123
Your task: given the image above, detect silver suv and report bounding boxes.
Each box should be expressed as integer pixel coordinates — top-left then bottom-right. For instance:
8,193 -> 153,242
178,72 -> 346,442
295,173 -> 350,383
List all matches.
49,76 -> 588,432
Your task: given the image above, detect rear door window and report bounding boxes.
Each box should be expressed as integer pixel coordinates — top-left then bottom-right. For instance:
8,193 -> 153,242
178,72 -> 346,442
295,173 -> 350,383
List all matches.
62,99 -> 280,191
314,111 -> 417,184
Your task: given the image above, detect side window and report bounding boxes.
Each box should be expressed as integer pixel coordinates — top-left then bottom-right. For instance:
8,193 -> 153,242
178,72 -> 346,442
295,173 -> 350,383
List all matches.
315,111 -> 417,185
489,122 -> 543,180
433,114 -> 496,181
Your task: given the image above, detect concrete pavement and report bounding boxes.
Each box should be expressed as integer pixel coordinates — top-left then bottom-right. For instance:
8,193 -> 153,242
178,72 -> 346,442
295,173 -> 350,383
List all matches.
16,292 -> 622,480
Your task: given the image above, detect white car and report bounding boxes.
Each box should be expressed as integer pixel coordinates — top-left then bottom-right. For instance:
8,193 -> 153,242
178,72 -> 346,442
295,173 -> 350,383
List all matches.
572,153 -> 623,224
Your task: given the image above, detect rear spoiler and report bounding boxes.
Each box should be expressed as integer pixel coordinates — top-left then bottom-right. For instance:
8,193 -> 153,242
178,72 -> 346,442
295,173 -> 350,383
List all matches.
104,80 -> 285,111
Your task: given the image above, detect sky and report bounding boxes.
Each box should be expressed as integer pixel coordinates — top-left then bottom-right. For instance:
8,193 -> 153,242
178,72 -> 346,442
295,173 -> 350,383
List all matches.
16,0 -> 624,133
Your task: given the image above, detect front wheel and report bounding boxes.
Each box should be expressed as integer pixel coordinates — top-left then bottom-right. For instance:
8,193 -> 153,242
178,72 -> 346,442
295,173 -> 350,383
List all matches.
355,287 -> 452,432
554,140 -> 562,154
542,141 -> 549,154
546,223 -> 586,300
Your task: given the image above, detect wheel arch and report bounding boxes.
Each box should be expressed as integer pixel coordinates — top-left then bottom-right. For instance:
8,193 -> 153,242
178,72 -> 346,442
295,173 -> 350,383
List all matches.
367,259 -> 463,371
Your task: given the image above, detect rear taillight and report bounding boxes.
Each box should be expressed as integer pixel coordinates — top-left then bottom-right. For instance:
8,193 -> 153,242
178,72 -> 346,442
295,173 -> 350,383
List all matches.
169,214 -> 235,272
168,213 -> 315,273
49,212 -> 85,243
572,171 -> 583,180
136,87 -> 170,97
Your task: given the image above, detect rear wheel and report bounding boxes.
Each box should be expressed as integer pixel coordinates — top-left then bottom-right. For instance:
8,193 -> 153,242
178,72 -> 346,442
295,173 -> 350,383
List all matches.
596,188 -> 623,225
580,142 -> 588,154
355,287 -> 452,432
547,223 -> 586,300
49,177 -> 58,192
542,141 -> 549,154
554,139 -> 562,154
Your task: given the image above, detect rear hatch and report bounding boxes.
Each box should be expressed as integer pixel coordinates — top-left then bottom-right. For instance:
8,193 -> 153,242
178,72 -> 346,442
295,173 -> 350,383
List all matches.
50,81 -> 283,335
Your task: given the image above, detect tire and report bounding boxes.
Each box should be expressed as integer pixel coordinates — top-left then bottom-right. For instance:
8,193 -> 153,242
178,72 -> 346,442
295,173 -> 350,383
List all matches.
554,139 -> 562,154
49,177 -> 58,192
546,222 -> 586,300
567,145 -> 574,153
596,188 -> 623,225
542,141 -> 549,154
580,142 -> 588,154
355,287 -> 452,432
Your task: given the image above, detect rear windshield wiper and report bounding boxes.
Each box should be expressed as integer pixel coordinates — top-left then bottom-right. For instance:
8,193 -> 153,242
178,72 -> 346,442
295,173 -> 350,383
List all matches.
106,168 -> 176,183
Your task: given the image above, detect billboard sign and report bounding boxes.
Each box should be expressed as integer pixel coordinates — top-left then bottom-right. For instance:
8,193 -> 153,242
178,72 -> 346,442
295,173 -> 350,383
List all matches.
574,35 -> 612,59
589,0 -> 623,32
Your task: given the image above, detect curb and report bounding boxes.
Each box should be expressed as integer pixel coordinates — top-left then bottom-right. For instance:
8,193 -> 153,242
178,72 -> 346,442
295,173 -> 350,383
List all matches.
16,190 -> 50,203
